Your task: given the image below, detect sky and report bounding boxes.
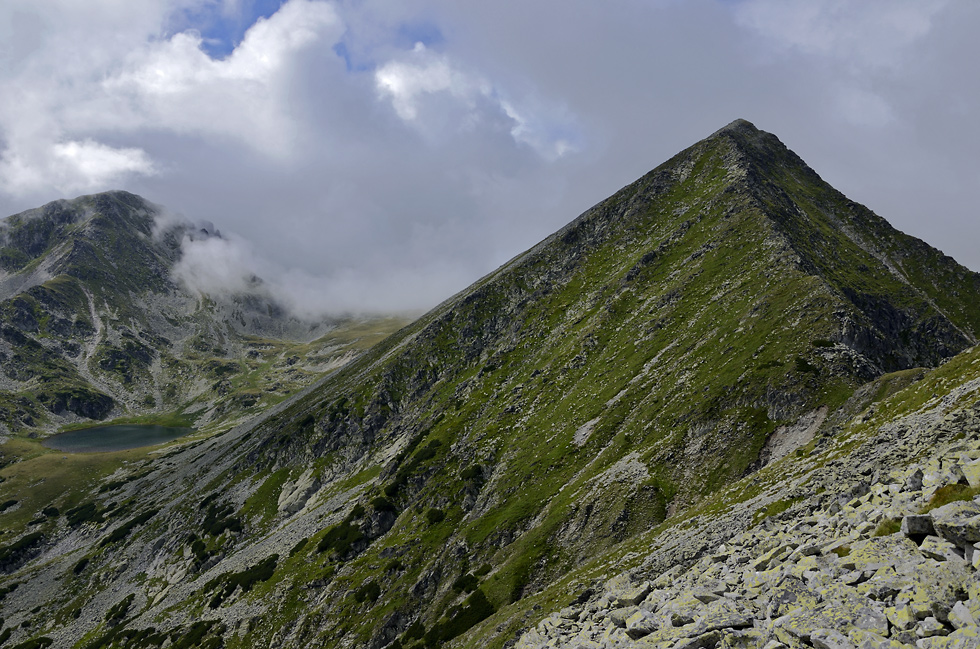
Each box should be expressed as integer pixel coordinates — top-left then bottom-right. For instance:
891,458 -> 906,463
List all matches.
0,0 -> 977,315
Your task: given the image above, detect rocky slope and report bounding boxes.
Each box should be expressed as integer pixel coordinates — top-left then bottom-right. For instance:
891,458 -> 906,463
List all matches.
513,354 -> 980,649
0,191 -> 404,436
1,120 -> 979,649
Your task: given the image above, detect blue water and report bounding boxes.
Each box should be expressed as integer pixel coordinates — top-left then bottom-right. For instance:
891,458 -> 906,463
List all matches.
43,424 -> 192,453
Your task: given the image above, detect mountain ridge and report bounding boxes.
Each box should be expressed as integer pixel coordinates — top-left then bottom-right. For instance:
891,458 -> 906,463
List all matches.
1,120 -> 979,649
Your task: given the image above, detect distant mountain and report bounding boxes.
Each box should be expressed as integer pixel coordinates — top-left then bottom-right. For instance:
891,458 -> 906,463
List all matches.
0,190 -> 404,435
2,121 -> 979,649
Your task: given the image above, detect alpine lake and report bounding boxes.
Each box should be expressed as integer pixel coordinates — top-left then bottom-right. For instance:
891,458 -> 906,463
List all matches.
43,424 -> 192,453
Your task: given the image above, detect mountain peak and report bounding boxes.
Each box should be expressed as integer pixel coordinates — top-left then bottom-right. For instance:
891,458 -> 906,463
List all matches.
710,117 -> 759,137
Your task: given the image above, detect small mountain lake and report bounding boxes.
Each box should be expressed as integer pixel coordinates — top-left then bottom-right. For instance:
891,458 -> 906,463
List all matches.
43,424 -> 192,453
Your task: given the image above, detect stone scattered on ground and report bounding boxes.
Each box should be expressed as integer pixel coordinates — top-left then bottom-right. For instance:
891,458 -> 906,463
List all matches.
515,434 -> 980,649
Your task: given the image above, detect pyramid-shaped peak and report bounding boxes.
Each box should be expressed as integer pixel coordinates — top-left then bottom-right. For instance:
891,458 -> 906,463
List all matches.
707,118 -> 784,153
710,118 -> 760,137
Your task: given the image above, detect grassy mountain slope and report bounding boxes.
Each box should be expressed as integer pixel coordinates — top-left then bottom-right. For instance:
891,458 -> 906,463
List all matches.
1,120 -> 978,649
0,191 -> 406,436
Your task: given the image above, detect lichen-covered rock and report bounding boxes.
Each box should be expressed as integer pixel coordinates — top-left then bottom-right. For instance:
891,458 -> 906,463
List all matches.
931,501 -> 980,549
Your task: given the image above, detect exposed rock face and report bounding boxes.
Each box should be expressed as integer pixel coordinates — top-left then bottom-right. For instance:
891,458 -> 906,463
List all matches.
278,468 -> 322,515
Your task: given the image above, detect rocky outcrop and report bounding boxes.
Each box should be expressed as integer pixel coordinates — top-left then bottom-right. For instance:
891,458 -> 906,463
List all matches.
278,468 -> 321,515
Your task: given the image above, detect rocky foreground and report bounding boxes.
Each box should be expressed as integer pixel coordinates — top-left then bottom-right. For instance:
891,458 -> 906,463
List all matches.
516,409 -> 980,649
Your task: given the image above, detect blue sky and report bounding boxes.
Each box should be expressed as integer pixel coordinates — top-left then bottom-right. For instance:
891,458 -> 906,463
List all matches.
177,0 -> 287,59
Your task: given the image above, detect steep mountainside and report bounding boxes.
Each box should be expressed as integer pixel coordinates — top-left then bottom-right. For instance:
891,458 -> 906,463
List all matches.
0,191 -> 405,435
1,120 -> 979,649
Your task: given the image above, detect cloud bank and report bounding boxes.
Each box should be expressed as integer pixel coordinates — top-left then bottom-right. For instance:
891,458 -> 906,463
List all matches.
1,0 -> 977,315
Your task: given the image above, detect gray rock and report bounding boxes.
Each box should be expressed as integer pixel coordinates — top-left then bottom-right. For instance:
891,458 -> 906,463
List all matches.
624,609 -> 659,639
901,515 -> 936,537
810,628 -> 856,649
931,500 -> 980,548
904,469 -> 924,492
916,616 -> 947,638
919,535 -> 964,562
948,601 -> 978,630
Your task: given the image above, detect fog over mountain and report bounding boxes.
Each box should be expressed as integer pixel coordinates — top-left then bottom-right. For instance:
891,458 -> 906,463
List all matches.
1,0 -> 977,313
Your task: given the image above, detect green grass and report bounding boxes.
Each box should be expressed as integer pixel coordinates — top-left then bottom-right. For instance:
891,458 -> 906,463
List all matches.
922,484 -> 980,513
874,519 -> 902,536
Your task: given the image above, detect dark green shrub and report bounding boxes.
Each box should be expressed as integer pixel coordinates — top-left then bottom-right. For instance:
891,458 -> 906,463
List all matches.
0,532 -> 43,564
66,502 -> 104,526
0,499 -> 18,512
201,503 -> 242,537
100,508 -> 159,546
289,537 -> 309,556
41,507 -> 59,518
794,357 -> 818,374
316,521 -> 363,556
452,573 -> 479,593
72,558 -> 89,575
425,508 -> 445,525
423,589 -> 495,646
474,563 -> 491,577
460,465 -> 482,481
371,496 -> 397,513
354,580 -> 381,603
105,593 -> 134,622
0,581 -> 20,601
9,636 -> 53,649
204,555 -> 279,608
403,621 -> 425,641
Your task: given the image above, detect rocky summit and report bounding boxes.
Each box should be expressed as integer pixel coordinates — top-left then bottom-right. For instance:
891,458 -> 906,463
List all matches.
1,120 -> 980,649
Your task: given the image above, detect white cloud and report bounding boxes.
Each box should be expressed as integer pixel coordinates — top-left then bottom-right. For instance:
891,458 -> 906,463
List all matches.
0,0 -> 342,200
0,140 -> 155,196
375,42 -> 577,159
173,231 -> 266,297
97,0 -> 343,155
735,0 -> 949,70
375,43 -> 488,121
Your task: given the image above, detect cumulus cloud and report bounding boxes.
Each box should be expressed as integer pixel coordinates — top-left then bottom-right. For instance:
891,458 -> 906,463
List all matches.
99,0 -> 342,156
375,42 -> 577,159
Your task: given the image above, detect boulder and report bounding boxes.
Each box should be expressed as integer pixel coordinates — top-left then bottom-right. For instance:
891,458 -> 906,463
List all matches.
948,601 -> 977,630
931,501 -> 980,549
810,628 -> 856,649
901,515 -> 936,537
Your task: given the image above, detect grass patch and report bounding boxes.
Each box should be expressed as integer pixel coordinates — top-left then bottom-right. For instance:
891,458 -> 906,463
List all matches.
874,519 -> 901,536
922,484 -> 980,513
751,497 -> 799,526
